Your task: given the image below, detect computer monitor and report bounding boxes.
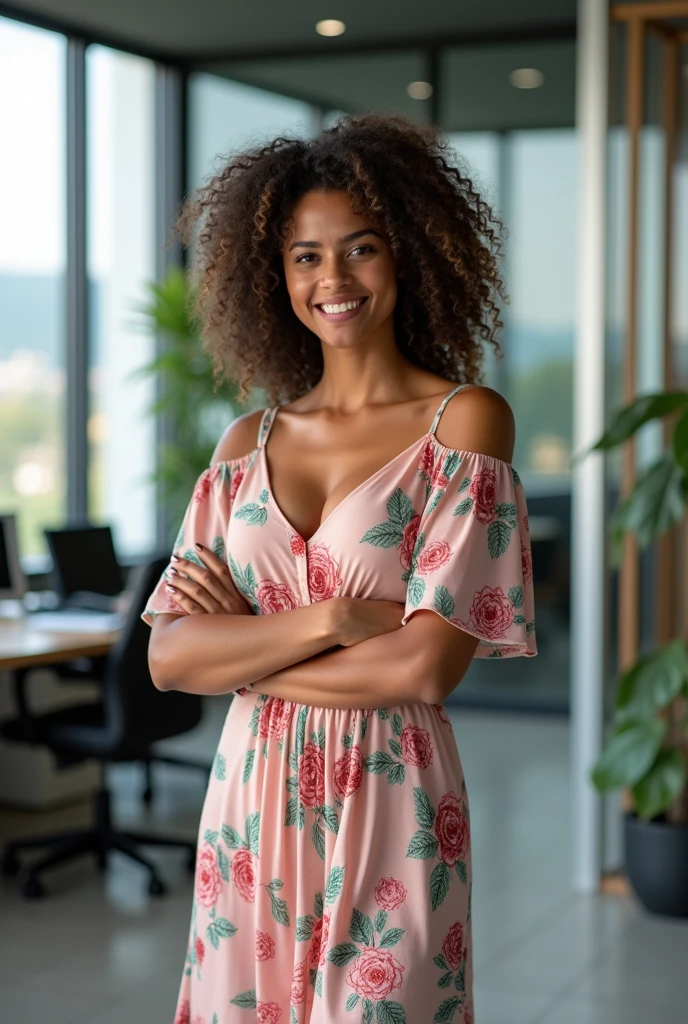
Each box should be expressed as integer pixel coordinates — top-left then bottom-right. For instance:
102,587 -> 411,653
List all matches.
44,525 -> 124,605
0,514 -> 27,600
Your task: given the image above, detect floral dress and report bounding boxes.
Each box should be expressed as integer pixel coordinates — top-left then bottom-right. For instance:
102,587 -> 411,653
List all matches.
142,382 -> 537,1024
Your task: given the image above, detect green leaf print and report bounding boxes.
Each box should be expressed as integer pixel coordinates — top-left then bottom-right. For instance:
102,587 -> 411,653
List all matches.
230,989 -> 257,1008
182,547 -> 205,568
452,497 -> 473,517
433,953 -> 450,971
211,535 -> 226,560
406,575 -> 426,606
438,971 -> 453,987
212,1015 -> 219,1024
285,796 -> 298,827
242,749 -> 255,784
391,713 -> 403,736
315,968 -> 323,997
362,1000 -> 374,1024
327,941 -> 360,967
512,466 -> 522,486
321,806 -> 340,835
359,521 -> 403,548
291,1008 -> 298,1024
386,488 -> 415,528
406,830 -> 439,859
349,907 -> 374,946
221,823 -> 246,849
364,751 -> 395,774
228,555 -> 261,613
414,786 -> 436,829
267,885 -> 290,927
259,488 -> 269,503
376,1001 -> 406,1024
213,750 -> 226,781
433,586 -> 455,619
495,501 -> 518,528
311,819 -> 326,860
487,519 -> 512,558
346,993 -> 360,1010
246,812 -> 260,855
387,763 -> 406,785
430,862 -> 452,911
296,914 -> 314,940
234,500 -> 268,526
325,864 -> 345,905
207,914 -> 237,949
458,474 -> 470,493
204,828 -> 219,844
377,707 -> 390,720
455,860 -> 468,885
388,738 -> 403,757
295,705 -> 308,757
379,927 -> 405,948
217,845 -> 230,882
508,585 -> 524,608
433,996 -> 461,1022
374,909 -> 388,933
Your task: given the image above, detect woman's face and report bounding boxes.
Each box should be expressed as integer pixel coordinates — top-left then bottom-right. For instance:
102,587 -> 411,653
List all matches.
281,189 -> 398,350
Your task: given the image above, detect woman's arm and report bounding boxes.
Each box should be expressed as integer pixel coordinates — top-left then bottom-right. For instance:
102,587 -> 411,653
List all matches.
248,611 -> 481,709
149,601 -> 337,694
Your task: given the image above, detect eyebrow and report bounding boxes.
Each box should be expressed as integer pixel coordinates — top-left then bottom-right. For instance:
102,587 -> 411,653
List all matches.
288,228 -> 384,252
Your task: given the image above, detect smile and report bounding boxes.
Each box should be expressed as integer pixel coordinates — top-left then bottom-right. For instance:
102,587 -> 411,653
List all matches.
314,297 -> 368,321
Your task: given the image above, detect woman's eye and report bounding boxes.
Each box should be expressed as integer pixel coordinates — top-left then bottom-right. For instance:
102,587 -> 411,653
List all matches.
295,253 -> 318,263
350,245 -> 374,256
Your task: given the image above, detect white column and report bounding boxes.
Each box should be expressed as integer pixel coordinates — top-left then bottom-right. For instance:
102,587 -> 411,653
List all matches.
570,0 -> 609,892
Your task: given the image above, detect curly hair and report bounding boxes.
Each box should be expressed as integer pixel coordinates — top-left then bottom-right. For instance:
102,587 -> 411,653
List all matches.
174,112 -> 509,404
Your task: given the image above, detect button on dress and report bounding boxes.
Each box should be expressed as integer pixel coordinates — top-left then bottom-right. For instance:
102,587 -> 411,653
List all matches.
142,382 -> 537,1024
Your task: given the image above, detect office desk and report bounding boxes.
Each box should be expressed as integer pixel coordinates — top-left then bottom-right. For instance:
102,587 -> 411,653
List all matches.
0,617 -> 121,672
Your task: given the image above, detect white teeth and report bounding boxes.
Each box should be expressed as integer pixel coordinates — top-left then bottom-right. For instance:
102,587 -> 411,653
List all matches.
320,298 -> 364,314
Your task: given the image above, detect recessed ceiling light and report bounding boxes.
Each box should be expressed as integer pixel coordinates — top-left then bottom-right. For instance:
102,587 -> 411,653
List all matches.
316,19 -> 346,36
407,81 -> 433,100
509,68 -> 544,89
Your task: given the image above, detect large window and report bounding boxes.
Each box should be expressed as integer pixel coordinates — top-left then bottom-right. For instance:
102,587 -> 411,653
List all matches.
86,45 -> 157,557
0,18 -> 67,561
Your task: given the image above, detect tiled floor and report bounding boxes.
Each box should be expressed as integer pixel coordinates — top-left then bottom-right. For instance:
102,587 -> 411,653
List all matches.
1,700 -> 686,1024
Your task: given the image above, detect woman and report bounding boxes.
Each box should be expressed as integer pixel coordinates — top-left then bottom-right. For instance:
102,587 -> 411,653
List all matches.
143,112 -> 537,1024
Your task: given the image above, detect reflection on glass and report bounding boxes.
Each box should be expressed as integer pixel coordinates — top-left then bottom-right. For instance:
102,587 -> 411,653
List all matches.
0,18 -> 66,561
86,45 -> 157,558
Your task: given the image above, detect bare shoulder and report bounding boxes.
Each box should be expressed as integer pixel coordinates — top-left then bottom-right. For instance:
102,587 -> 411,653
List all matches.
211,408 -> 266,464
434,384 -> 515,463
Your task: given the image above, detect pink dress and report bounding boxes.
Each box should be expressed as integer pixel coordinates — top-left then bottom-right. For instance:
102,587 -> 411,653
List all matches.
142,382 -> 537,1024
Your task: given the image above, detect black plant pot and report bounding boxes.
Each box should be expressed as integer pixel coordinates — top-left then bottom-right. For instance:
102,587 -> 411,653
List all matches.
624,812 -> 688,918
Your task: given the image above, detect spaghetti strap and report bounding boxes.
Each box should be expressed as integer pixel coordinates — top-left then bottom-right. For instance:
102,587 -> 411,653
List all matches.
256,406 -> 279,449
429,382 -> 474,436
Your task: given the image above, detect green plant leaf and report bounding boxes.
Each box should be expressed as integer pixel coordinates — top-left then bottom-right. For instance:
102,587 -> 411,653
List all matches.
631,749 -> 687,820
591,719 -> 667,790
672,407 -> 688,472
610,455 -> 686,552
579,391 -> 688,458
614,641 -> 688,721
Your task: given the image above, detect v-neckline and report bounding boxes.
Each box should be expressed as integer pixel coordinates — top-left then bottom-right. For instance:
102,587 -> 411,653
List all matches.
261,431 -> 436,546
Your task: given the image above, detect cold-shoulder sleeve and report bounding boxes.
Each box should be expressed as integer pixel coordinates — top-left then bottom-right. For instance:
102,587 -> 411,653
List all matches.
401,449 -> 537,658
141,461 -> 252,696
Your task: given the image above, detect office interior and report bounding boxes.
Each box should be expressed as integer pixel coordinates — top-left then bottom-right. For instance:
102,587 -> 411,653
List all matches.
0,1 -> 687,1023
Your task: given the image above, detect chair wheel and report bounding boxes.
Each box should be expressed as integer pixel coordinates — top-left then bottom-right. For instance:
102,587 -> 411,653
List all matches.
1,849 -> 20,876
21,875 -> 45,900
149,875 -> 166,897
185,851 -> 196,874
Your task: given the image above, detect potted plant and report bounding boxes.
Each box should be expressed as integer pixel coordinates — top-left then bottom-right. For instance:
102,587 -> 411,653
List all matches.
126,266 -> 263,544
584,390 -> 688,917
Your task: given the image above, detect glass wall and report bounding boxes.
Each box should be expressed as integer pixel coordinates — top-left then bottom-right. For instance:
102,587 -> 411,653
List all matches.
188,74 -> 317,191
0,18 -> 67,562
86,45 -> 157,558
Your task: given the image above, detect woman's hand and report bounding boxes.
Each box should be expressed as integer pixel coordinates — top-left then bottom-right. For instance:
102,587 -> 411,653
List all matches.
329,597 -> 406,648
165,543 -> 253,617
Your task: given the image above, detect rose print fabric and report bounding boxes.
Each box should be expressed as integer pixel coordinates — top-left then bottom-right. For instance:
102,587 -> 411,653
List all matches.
141,382 -> 537,1023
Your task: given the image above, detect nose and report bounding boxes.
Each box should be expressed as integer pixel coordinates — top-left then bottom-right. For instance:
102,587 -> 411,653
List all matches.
317,251 -> 355,289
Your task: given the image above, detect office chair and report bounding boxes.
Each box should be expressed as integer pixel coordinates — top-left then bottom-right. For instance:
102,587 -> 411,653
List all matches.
0,556 -> 211,900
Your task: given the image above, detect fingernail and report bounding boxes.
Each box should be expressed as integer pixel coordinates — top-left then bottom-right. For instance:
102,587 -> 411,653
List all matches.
171,554 -> 180,562
194,542 -> 205,551
168,567 -> 177,575
166,584 -> 177,593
